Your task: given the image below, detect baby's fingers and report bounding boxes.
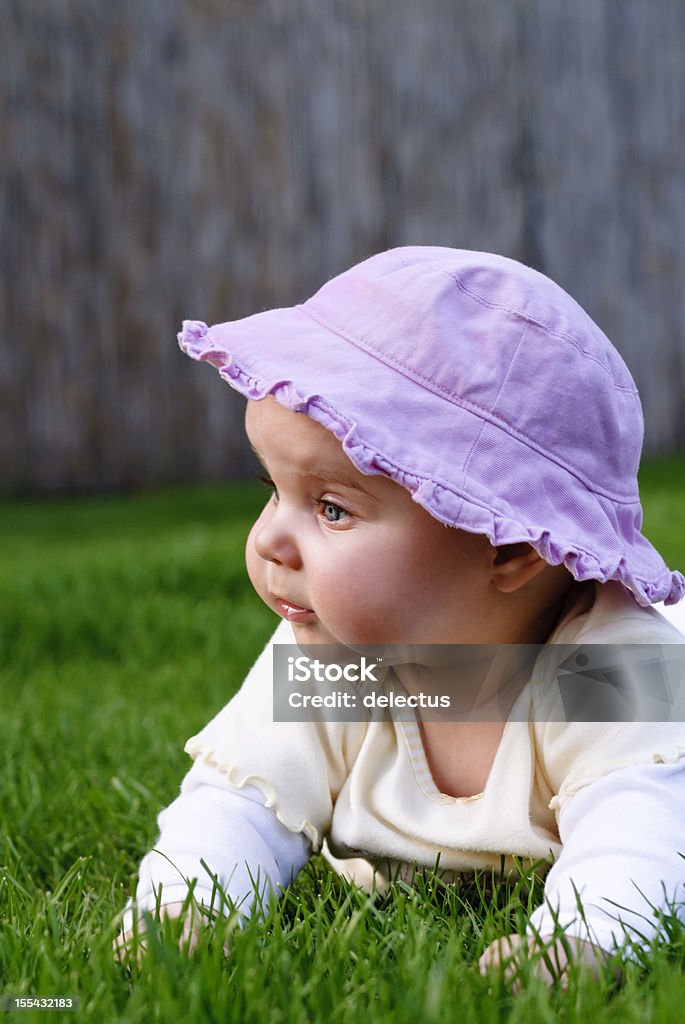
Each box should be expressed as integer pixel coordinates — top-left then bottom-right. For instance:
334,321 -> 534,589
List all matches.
112,901 -> 201,964
479,933 -> 609,989
112,925 -> 148,967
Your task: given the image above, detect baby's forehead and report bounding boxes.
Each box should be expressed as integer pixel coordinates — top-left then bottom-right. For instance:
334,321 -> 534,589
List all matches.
246,396 -> 419,498
246,397 -> 366,480
246,396 -> 345,458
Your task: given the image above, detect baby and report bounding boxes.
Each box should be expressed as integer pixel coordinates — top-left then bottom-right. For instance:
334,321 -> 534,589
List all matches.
119,247 -> 685,980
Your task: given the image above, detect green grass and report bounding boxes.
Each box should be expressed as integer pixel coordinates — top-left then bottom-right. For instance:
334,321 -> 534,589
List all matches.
1,463 -> 685,1022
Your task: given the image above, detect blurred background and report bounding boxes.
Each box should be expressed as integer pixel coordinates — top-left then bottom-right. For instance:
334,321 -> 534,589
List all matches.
2,0 -> 685,494
2,11 -> 685,1003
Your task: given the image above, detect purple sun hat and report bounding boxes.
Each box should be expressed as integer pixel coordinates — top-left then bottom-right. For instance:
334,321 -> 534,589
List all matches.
178,246 -> 684,607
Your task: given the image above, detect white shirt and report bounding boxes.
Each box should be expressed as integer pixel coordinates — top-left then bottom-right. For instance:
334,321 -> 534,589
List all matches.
124,585 -> 685,952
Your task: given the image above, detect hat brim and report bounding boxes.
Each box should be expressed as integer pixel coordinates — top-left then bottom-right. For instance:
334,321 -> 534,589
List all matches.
179,311 -> 684,607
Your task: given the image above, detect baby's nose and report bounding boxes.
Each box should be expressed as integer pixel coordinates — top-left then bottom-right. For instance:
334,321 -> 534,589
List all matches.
252,506 -> 302,569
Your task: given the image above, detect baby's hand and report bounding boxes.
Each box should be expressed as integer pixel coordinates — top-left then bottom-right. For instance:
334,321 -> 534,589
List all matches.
113,901 -> 230,964
478,932 -> 615,988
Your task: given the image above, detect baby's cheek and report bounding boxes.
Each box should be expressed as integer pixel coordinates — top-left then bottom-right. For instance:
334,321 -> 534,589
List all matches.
309,566 -> 394,644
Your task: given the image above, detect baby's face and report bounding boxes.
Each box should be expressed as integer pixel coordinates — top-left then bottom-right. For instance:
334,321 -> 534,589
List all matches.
245,396 -> 497,648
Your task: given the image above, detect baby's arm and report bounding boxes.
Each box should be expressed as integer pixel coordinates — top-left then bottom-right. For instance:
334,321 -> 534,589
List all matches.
117,759 -> 310,949
481,761 -> 685,980
531,760 -> 685,947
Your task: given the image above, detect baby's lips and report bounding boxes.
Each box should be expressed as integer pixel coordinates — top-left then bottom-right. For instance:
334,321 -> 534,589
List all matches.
274,596 -> 316,622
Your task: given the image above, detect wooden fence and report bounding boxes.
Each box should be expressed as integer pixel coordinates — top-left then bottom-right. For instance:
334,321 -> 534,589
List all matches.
2,0 -> 685,491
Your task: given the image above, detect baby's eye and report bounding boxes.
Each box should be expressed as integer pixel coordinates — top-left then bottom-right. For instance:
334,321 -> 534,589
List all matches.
320,500 -> 348,523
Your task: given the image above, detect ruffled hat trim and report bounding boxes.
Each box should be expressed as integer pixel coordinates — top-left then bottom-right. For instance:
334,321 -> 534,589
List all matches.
179,319 -> 685,608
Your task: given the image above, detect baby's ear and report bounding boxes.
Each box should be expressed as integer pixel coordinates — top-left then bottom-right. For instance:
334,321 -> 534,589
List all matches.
491,542 -> 548,593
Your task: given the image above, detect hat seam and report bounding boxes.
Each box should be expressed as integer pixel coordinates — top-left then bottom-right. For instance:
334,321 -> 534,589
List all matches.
445,270 -> 638,394
462,320 -> 530,480
297,305 -> 639,504
390,248 -> 635,390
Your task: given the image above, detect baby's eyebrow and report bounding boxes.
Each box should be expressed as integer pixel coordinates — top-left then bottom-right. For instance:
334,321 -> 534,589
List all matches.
307,468 -> 362,487
306,467 -> 376,495
248,440 -> 374,495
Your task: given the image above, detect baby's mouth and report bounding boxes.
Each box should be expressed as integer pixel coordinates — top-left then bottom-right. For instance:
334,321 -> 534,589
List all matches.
273,596 -> 316,623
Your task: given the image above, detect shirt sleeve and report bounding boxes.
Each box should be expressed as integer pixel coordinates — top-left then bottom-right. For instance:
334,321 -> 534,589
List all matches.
537,719 -> 685,814
183,618 -> 368,849
528,761 -> 685,953
534,595 -> 685,812
121,759 -> 310,933
122,619 -> 368,933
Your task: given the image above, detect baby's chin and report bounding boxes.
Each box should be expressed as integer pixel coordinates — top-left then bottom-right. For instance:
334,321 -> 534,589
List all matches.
290,619 -> 342,647
291,620 -> 394,656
